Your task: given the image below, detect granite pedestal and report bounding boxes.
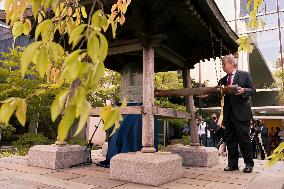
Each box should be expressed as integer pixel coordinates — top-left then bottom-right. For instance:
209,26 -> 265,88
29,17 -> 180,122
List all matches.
27,145 -> 90,169
110,152 -> 183,186
172,145 -> 219,167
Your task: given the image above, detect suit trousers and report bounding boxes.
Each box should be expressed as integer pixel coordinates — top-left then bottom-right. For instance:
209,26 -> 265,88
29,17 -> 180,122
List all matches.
224,110 -> 254,167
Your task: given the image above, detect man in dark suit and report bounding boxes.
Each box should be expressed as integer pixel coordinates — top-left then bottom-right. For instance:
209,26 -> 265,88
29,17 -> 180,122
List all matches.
219,54 -> 255,173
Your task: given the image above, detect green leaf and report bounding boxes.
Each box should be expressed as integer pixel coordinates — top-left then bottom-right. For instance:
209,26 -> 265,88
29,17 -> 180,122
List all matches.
1,97 -> 16,104
85,62 -> 105,89
261,19 -> 265,29
50,89 -> 69,121
12,21 -> 23,39
35,19 -> 54,42
74,100 -> 90,136
49,42 -> 64,64
63,50 -> 82,67
69,24 -> 87,45
81,6 -> 87,18
0,102 -> 16,125
77,61 -> 90,78
23,19 -> 32,35
31,0 -> 42,19
21,41 -> 42,77
87,35 -> 99,63
71,35 -> 84,49
91,10 -> 103,29
98,33 -> 108,62
43,0 -> 52,10
101,15 -> 109,32
100,105 -> 123,133
16,99 -> 27,126
36,47 -> 48,78
52,0 -> 60,10
75,87 -> 87,118
57,105 -> 76,142
274,142 -> 284,154
246,0 -> 252,11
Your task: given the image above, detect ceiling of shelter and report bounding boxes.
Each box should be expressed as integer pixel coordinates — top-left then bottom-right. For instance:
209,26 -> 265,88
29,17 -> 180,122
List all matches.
99,0 -> 239,72
0,0 -> 239,72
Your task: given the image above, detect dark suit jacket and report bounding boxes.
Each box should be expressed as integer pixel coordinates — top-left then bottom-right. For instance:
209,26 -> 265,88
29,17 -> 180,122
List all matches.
219,70 -> 256,122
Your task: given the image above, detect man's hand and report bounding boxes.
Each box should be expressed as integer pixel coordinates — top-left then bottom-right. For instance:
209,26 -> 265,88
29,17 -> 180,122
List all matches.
235,87 -> 245,95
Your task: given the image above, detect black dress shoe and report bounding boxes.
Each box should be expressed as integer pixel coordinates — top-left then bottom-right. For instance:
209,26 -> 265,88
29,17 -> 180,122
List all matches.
243,166 -> 253,173
224,166 -> 239,171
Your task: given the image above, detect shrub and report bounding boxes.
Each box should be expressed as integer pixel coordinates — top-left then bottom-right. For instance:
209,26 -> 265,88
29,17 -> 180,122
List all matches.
0,125 -> 16,140
12,133 -> 52,150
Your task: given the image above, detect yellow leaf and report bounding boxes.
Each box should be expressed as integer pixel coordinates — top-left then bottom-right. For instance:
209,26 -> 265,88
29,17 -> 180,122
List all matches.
98,33 -> 108,62
35,19 -> 54,42
57,105 -> 76,141
81,6 -> 87,18
91,10 -> 103,29
43,0 -> 52,10
0,102 -> 16,125
52,0 -> 60,10
21,41 -> 42,77
12,21 -> 23,39
74,100 -> 91,136
36,47 -> 48,78
16,99 -> 27,126
38,12 -> 43,23
75,87 -> 87,117
23,19 -> 32,35
119,14 -> 125,25
69,24 -> 87,46
49,42 -> 64,64
50,89 -> 69,121
261,19 -> 265,29
31,0 -> 42,19
111,4 -> 117,12
87,35 -> 99,63
67,7 -> 73,17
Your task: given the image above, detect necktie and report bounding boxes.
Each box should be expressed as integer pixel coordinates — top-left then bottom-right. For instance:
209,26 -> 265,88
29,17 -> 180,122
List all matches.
226,74 -> 232,86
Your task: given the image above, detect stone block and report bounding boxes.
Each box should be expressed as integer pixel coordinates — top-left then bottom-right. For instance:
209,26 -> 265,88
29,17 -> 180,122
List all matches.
27,145 -> 90,169
110,152 -> 183,186
101,142 -> 108,157
172,146 -> 218,167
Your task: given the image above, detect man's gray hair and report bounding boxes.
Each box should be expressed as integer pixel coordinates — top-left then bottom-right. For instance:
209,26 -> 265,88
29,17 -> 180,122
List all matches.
222,54 -> 237,67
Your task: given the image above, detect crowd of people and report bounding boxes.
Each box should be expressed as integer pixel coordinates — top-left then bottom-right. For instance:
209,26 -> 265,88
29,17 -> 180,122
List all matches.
197,114 -> 284,160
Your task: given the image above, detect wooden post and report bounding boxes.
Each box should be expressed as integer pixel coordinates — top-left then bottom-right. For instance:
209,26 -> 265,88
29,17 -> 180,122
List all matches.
182,69 -> 200,146
141,46 -> 156,153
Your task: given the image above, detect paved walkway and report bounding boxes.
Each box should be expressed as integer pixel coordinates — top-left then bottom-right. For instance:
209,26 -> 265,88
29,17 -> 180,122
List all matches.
0,151 -> 283,189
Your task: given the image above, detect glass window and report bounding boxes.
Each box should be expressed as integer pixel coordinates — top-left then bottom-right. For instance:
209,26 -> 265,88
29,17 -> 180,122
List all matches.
253,30 -> 280,69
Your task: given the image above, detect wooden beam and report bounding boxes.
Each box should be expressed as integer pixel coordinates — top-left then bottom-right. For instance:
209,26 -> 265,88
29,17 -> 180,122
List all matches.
182,69 -> 199,146
154,107 -> 191,119
155,45 -> 187,68
155,86 -> 238,97
108,36 -> 166,56
90,106 -> 141,116
90,106 -> 190,119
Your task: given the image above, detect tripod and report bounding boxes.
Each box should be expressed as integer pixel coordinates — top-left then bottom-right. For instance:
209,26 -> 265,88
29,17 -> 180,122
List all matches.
70,119 -> 102,167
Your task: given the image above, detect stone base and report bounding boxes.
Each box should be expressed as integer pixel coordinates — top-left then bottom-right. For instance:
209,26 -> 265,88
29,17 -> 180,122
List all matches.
172,146 -> 219,167
110,152 -> 183,186
27,145 -> 90,169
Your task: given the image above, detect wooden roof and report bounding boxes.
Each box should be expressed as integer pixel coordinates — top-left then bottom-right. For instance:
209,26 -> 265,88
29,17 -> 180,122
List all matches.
0,0 -> 238,72
103,0 -> 239,72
